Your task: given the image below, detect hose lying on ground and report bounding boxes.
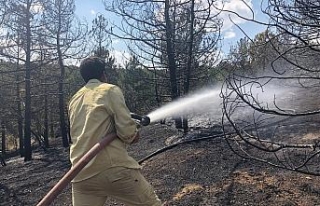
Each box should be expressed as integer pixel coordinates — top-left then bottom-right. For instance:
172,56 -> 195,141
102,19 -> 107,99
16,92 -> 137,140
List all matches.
138,132 -> 234,164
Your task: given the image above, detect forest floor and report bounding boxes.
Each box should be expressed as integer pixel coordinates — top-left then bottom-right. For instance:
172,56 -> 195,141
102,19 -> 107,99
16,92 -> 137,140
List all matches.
1,120 -> 320,206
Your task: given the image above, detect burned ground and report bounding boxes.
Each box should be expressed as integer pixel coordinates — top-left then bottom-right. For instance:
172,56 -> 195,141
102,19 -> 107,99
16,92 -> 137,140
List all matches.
1,122 -> 320,206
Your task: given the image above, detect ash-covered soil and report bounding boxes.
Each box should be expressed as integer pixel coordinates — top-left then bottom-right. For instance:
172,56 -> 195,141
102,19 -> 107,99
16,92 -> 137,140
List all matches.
1,122 -> 320,206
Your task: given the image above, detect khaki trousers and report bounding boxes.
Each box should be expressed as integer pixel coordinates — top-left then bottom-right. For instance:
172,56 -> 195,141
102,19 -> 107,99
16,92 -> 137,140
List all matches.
72,167 -> 162,206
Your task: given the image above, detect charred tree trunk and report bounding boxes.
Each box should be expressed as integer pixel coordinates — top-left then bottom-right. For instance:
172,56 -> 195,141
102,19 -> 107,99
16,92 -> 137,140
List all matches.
57,58 -> 69,148
24,1 -> 32,161
1,122 -> 5,156
0,123 -> 5,166
16,71 -> 24,157
57,35 -> 69,148
183,0 -> 196,132
164,0 -> 182,128
49,109 -> 55,139
44,89 -> 49,148
153,67 -> 162,115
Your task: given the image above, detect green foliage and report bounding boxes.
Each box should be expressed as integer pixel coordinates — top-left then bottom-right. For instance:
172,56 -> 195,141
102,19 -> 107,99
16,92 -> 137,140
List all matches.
121,56 -> 158,113
219,30 -> 283,78
0,62 -> 17,123
65,65 -> 84,101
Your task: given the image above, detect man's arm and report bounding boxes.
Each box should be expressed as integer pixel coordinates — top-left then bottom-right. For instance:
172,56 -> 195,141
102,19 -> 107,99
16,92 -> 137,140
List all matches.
108,86 -> 139,144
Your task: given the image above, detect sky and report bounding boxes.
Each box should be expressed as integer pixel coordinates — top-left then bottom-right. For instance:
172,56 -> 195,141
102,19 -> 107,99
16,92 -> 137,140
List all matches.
74,0 -> 269,63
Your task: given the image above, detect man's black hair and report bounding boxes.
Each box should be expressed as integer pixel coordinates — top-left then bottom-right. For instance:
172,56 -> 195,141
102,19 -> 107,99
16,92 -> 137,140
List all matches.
79,57 -> 106,83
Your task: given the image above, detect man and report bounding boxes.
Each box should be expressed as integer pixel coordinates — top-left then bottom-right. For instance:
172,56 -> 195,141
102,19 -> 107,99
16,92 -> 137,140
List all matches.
68,57 -> 162,206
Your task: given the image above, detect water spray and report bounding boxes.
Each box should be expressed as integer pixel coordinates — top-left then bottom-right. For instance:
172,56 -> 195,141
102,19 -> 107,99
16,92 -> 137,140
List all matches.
147,88 -> 222,123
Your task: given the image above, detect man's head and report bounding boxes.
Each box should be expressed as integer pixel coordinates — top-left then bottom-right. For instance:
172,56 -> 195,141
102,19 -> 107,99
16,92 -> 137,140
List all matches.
79,57 -> 106,83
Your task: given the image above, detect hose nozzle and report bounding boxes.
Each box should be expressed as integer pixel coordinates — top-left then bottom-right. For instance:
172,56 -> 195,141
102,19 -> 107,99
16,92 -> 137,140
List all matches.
140,116 -> 150,126
130,113 -> 151,126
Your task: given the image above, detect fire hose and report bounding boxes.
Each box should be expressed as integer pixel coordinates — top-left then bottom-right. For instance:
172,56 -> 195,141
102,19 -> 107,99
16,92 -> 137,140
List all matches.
36,114 -> 150,206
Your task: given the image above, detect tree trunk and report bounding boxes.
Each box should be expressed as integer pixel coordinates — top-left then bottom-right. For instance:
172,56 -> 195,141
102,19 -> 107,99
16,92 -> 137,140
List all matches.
181,0 -> 195,132
164,0 -> 182,128
1,122 -> 5,166
184,0 -> 195,94
57,37 -> 69,148
16,72 -> 24,157
15,41 -> 24,157
153,66 -> 162,111
1,122 -> 5,156
49,110 -> 55,138
44,91 -> 49,148
53,0 -> 69,148
24,1 -> 32,161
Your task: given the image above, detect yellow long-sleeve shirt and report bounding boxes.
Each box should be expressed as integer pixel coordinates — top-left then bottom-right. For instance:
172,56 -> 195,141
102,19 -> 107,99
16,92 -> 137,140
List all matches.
68,79 -> 141,182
